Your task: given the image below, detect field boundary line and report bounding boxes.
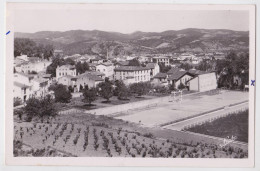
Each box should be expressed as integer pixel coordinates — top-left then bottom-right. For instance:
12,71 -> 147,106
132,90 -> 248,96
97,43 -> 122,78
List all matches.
160,100 -> 249,128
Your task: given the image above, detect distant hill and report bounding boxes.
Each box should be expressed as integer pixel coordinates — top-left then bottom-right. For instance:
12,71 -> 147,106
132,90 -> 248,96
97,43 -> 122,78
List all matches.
15,28 -> 249,56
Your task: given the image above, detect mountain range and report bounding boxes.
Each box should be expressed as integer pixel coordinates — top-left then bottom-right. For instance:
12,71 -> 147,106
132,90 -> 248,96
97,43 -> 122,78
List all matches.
15,28 -> 249,57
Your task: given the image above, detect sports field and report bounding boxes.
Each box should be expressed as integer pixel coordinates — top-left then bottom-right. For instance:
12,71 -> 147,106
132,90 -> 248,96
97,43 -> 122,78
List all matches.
116,91 -> 249,127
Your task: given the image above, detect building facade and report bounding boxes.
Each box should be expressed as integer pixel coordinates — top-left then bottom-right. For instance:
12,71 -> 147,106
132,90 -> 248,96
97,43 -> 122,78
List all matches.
114,66 -> 151,85
153,57 -> 170,66
56,65 -> 77,79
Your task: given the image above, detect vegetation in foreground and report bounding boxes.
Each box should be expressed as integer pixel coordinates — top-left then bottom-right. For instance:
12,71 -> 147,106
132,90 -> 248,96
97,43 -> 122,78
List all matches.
185,110 -> 248,143
13,111 -> 248,158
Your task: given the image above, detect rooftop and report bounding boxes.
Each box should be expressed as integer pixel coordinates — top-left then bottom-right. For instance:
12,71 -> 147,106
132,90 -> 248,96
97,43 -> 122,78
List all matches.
167,68 -> 185,75
154,72 -> 168,79
57,65 -> 75,70
146,63 -> 157,69
114,66 -> 150,71
14,81 -> 30,88
167,71 -> 189,81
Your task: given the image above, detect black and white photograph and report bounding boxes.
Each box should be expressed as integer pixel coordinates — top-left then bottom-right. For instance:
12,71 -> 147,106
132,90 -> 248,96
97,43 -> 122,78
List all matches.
5,3 -> 256,167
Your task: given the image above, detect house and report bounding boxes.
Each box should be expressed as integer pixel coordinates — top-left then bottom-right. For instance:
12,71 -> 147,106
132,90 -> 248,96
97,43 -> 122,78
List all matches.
20,60 -> 51,74
114,66 -> 151,85
56,65 -> 77,79
75,72 -> 104,91
152,57 -> 170,66
13,72 -> 34,102
31,77 -> 49,98
188,72 -> 217,92
152,73 -> 169,87
96,62 -> 115,78
88,63 -> 98,71
167,68 -> 194,89
146,63 -> 160,78
57,75 -> 77,88
168,71 -> 194,89
14,82 -> 32,102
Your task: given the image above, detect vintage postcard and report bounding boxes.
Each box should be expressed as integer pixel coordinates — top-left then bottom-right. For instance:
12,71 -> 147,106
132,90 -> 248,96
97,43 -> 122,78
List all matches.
5,3 -> 255,167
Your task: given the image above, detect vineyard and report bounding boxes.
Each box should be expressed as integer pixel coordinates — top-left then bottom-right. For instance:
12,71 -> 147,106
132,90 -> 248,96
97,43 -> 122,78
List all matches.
14,120 -> 247,158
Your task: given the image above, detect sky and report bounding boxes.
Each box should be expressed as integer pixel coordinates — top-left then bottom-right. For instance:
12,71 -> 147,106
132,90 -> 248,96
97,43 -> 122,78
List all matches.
14,9 -> 249,33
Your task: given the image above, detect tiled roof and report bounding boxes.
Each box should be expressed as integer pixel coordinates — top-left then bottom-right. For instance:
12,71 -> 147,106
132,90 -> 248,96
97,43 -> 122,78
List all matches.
16,72 -> 34,78
14,81 -> 30,88
154,72 -> 168,79
58,65 -> 75,70
84,71 -> 105,76
114,66 -> 150,71
116,61 -> 129,66
167,68 -> 184,75
77,73 -> 103,81
33,78 -> 48,83
167,71 -> 188,81
146,63 -> 157,69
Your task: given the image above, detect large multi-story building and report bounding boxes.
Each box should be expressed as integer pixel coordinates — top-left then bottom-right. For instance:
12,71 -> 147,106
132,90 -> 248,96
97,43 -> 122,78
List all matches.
114,66 -> 151,85
152,57 -> 170,66
56,65 -> 77,79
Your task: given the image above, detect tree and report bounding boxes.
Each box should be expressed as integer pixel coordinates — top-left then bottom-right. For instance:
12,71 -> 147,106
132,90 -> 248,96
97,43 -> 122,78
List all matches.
68,85 -> 74,93
195,60 -> 213,71
76,61 -> 89,74
83,87 -> 97,105
129,82 -> 152,97
53,84 -> 72,103
178,82 -> 186,90
158,62 -> 171,73
97,80 -> 114,102
128,58 -> 141,66
216,52 -> 249,89
114,80 -> 130,100
180,63 -> 193,70
23,95 -> 57,122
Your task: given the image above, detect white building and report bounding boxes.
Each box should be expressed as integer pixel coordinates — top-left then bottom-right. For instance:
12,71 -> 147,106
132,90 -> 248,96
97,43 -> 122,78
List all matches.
56,65 -> 77,79
13,72 -> 34,102
31,77 -> 49,98
114,66 -> 151,85
146,63 -> 160,78
152,57 -> 170,66
75,73 -> 104,91
188,72 -> 217,92
19,60 -> 51,74
96,62 -> 115,78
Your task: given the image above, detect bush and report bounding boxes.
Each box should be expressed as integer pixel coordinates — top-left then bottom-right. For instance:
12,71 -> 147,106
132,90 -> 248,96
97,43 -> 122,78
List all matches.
129,82 -> 152,97
53,84 -> 72,103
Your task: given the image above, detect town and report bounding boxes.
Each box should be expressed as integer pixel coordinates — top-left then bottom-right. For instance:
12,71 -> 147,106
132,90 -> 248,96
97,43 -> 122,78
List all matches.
13,44 -> 249,158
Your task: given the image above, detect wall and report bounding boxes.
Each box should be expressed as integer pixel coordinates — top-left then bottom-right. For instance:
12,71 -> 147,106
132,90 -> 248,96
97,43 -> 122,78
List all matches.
189,77 -> 199,91
198,73 -> 217,92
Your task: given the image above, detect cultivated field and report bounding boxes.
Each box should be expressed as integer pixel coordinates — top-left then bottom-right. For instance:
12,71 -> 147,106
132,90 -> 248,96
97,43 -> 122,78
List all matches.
14,112 -> 247,158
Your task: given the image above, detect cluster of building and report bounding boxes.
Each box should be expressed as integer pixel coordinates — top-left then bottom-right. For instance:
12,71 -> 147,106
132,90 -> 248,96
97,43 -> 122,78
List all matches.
13,51 -> 218,103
